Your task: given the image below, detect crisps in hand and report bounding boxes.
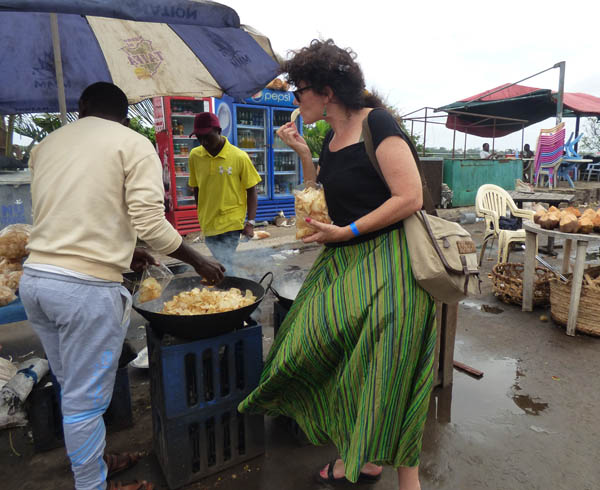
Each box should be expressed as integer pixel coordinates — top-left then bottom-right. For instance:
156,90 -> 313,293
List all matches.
138,277 -> 162,303
161,287 -> 256,315
294,183 -> 332,239
134,262 -> 173,305
291,108 -> 300,123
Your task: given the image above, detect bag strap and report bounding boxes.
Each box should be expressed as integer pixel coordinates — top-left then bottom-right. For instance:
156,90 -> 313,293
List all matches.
361,108 -> 437,216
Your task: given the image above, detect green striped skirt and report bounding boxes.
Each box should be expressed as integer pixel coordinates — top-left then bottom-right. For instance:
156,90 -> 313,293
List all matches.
238,227 -> 436,482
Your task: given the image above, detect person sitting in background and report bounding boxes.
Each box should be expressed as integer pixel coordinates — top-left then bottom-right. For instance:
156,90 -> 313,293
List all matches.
480,143 -> 495,159
521,144 -> 534,159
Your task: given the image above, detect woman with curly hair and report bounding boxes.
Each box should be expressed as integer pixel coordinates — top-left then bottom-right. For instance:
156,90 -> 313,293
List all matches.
239,39 -> 435,490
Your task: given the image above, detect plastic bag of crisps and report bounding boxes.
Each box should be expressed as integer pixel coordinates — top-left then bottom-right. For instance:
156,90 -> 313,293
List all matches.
0,224 -> 32,260
294,182 -> 332,239
134,263 -> 173,304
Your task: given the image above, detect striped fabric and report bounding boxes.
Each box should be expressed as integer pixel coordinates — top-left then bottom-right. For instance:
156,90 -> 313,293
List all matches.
239,228 -> 436,482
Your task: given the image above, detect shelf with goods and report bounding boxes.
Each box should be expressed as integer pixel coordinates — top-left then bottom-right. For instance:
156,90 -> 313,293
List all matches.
153,96 -> 212,235
212,90 -> 303,221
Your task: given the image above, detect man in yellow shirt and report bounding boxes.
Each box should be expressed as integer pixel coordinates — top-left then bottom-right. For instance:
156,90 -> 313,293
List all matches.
188,113 -> 261,273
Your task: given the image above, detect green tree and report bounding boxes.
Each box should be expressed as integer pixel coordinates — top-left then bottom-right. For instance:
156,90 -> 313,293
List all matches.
581,117 -> 600,152
302,120 -> 331,158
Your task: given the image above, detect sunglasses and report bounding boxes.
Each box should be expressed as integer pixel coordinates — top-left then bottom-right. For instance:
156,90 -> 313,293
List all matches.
293,85 -> 313,102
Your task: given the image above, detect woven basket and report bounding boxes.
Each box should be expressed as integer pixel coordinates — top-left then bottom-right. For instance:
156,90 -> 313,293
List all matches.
491,263 -> 553,306
550,265 -> 600,337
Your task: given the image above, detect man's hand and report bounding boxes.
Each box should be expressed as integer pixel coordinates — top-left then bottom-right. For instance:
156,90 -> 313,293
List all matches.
190,254 -> 225,284
168,241 -> 225,285
130,248 -> 159,272
242,222 -> 254,239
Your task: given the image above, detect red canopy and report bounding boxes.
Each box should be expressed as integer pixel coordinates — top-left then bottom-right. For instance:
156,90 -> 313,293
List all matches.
563,92 -> 600,116
439,84 -> 600,137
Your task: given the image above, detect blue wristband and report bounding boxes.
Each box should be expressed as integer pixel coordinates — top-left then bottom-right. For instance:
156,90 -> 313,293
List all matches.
349,222 -> 360,237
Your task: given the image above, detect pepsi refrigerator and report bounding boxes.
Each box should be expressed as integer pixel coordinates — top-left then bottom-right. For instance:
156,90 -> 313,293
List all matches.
153,96 -> 212,235
213,89 -> 303,222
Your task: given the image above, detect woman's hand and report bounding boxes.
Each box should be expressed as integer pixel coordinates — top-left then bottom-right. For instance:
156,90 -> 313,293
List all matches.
277,122 -> 311,157
301,218 -> 353,244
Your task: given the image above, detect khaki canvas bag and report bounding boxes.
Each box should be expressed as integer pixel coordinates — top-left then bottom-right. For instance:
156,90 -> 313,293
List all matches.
362,109 -> 480,303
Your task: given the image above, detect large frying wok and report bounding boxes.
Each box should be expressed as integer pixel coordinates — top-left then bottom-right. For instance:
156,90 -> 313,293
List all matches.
269,270 -> 305,310
133,273 -> 272,340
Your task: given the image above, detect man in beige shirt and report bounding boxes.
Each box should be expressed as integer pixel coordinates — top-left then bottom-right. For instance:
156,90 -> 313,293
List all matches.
20,82 -> 224,490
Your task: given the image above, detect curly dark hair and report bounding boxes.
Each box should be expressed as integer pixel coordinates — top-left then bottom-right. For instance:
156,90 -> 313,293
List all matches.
283,39 -> 383,110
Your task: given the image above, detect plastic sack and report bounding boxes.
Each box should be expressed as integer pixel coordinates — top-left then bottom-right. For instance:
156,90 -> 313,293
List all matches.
135,263 -> 173,304
0,271 -> 23,291
294,182 -> 332,239
0,224 -> 32,260
0,258 -> 22,274
0,285 -> 16,307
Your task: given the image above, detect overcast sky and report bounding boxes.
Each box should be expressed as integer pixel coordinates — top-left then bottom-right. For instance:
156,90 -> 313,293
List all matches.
228,0 -> 599,152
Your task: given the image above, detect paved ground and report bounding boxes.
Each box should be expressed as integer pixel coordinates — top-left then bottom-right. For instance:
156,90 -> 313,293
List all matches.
1,209 -> 600,490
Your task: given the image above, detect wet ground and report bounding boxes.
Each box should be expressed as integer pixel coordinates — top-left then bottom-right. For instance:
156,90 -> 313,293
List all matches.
1,218 -> 600,490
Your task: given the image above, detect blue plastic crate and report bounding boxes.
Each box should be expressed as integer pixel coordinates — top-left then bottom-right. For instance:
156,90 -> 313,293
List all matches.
153,397 -> 265,489
146,324 -> 263,420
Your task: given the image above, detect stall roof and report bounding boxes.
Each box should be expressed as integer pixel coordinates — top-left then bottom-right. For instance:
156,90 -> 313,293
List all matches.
437,84 -> 600,137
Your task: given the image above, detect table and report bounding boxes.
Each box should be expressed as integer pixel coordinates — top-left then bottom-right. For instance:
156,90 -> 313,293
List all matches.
558,159 -> 592,187
508,190 -> 574,208
508,191 -> 575,255
522,222 -> 600,336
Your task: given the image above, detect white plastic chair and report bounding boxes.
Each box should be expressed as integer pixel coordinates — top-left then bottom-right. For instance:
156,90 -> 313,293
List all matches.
475,184 -> 536,264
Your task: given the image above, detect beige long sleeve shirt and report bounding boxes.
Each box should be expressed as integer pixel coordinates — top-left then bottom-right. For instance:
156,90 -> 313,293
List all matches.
26,116 -> 182,281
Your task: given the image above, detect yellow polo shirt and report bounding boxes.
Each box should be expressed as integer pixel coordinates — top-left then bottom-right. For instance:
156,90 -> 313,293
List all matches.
188,137 -> 261,236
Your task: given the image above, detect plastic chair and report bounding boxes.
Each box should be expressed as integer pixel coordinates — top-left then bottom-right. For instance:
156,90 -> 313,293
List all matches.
533,123 -> 566,188
583,161 -> 600,181
475,184 -> 536,265
557,132 -> 583,186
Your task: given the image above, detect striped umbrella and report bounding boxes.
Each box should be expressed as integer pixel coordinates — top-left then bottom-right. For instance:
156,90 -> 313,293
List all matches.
0,0 -> 280,121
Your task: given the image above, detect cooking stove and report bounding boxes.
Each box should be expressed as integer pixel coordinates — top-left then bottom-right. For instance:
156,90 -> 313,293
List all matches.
146,321 -> 265,489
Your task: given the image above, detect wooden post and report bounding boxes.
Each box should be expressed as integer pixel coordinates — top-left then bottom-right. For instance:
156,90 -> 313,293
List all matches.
566,240 -> 588,336
522,230 -> 537,311
562,239 -> 572,274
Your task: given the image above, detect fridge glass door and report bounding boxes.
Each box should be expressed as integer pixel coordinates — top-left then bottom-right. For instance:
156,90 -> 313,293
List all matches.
236,106 -> 268,198
170,98 -> 207,208
272,108 -> 301,197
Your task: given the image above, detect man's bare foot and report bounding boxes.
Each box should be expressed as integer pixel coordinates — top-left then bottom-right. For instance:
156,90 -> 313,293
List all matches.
319,458 -> 383,480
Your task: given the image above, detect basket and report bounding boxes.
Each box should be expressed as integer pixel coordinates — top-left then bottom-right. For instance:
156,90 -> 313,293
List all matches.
491,263 -> 553,306
550,265 -> 600,337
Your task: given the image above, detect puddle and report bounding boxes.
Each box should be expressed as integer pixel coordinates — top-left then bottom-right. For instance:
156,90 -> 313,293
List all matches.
481,304 -> 503,314
444,357 -> 549,425
512,394 -> 549,415
585,250 -> 599,261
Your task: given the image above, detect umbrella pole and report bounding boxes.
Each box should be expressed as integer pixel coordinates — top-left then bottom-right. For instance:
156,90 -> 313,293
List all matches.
555,61 -> 565,123
50,13 -> 68,126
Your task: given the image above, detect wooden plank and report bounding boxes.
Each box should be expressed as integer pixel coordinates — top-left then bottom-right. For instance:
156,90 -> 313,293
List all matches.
522,230 -> 537,312
562,239 -> 572,274
566,240 -> 589,336
453,361 -> 483,378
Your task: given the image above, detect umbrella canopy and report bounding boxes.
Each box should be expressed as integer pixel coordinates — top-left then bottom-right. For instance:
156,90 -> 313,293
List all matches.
437,84 -> 600,137
0,0 -> 280,114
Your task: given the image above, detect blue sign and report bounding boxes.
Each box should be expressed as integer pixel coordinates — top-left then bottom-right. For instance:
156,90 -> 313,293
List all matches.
246,89 -> 295,107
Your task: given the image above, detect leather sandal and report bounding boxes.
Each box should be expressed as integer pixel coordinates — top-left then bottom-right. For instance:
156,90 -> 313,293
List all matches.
107,480 -> 154,490
104,452 -> 144,478
316,459 -> 382,485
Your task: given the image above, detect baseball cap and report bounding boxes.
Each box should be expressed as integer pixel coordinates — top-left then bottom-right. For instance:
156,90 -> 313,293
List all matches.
189,112 -> 221,137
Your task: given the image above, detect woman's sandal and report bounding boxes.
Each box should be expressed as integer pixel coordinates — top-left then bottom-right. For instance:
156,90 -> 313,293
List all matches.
104,452 -> 144,479
107,480 -> 154,490
317,460 -> 382,485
